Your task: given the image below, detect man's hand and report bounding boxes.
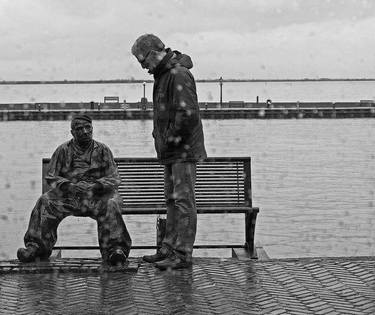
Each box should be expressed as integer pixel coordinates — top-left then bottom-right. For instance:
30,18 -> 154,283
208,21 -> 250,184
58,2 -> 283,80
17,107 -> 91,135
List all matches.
60,181 -> 110,197
60,181 -> 95,196
92,182 -> 109,196
76,181 -> 109,196
75,181 -> 95,194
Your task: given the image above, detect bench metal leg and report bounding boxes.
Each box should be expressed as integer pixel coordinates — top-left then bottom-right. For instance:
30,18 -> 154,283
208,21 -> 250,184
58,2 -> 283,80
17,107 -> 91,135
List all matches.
245,210 -> 258,259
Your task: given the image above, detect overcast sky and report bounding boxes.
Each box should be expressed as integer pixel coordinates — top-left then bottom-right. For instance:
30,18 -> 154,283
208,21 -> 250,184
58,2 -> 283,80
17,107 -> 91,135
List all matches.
1,0 -> 374,80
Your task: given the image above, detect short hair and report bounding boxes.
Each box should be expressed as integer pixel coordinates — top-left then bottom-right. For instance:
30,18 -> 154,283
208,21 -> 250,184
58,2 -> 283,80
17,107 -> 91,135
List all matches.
71,114 -> 92,129
131,34 -> 165,60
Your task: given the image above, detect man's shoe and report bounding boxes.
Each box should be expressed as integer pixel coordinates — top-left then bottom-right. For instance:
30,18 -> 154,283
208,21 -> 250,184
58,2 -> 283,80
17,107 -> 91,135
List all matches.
143,249 -> 169,263
17,246 -> 38,263
108,248 -> 127,266
155,256 -> 192,270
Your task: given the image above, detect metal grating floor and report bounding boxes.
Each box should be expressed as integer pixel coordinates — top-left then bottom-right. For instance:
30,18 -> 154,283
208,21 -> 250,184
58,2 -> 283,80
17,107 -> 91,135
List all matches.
0,256 -> 374,314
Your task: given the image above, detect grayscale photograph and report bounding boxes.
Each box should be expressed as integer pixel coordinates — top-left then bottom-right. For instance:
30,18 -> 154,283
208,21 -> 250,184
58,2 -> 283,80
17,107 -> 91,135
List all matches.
0,0 -> 374,314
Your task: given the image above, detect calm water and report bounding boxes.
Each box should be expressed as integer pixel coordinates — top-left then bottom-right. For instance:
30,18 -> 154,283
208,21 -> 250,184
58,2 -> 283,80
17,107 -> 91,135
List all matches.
0,119 -> 374,260
1,81 -> 375,103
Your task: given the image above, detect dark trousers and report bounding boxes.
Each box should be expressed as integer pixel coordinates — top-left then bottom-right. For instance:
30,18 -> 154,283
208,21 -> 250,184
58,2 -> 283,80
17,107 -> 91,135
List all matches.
162,162 -> 197,261
23,189 -> 132,260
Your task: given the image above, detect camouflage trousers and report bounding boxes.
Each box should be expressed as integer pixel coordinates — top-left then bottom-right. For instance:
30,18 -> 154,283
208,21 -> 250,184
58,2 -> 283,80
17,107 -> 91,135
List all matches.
23,189 -> 132,260
162,162 -> 197,262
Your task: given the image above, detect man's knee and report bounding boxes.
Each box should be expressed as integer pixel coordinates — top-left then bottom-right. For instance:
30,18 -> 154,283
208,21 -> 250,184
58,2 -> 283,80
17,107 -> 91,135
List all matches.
39,191 -> 63,204
174,185 -> 194,201
38,192 -> 64,210
105,197 -> 122,213
174,192 -> 195,213
37,192 -> 51,206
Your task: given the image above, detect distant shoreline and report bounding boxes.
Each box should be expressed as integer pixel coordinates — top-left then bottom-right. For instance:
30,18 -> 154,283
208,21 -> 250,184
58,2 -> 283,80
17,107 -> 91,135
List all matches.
1,78 -> 375,85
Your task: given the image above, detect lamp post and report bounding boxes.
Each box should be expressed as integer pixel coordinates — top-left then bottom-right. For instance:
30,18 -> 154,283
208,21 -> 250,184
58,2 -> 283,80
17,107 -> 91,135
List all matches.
141,81 -> 147,110
219,76 -> 223,109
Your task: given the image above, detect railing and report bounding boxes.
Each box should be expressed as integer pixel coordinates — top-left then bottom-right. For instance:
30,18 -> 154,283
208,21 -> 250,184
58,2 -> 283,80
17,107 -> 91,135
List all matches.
0,101 -> 374,111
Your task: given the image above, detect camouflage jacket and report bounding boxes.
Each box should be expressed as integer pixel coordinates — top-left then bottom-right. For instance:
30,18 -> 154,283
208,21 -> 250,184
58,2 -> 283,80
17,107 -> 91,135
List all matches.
45,139 -> 120,193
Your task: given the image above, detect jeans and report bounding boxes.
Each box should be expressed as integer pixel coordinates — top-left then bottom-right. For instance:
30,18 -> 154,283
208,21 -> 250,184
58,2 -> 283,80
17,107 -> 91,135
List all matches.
23,189 -> 132,260
162,162 -> 197,261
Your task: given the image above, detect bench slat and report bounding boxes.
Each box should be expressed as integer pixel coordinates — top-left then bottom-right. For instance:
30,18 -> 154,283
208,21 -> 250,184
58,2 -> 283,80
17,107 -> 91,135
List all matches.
122,206 -> 259,215
120,174 -> 240,178
120,184 -> 242,189
120,190 -> 244,196
122,195 -> 244,200
123,199 -> 244,204
123,201 -> 244,204
117,167 -> 242,171
121,193 -> 242,197
118,167 -> 244,172
120,185 -> 244,190
121,180 -> 242,185
121,180 -> 242,184
123,204 -> 245,208
121,170 -> 241,175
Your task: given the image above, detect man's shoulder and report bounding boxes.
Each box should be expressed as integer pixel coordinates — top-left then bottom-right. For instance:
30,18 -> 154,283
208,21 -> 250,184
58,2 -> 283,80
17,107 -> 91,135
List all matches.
93,140 -> 113,152
168,66 -> 195,86
170,64 -> 191,75
54,139 -> 72,152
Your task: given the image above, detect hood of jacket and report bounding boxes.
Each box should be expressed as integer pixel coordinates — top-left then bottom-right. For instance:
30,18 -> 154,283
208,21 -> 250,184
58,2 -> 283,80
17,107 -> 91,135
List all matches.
153,48 -> 193,78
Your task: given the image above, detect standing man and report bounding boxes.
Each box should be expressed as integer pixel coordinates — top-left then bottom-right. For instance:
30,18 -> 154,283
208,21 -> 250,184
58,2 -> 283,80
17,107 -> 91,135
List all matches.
131,34 -> 207,270
17,114 -> 132,266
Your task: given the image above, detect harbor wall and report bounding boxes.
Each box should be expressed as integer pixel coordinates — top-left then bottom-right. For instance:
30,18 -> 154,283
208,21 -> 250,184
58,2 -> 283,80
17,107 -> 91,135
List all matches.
0,108 -> 374,121
0,101 -> 374,120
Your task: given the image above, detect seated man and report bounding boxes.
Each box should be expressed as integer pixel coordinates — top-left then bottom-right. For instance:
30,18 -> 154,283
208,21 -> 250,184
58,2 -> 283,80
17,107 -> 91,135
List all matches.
17,114 -> 132,265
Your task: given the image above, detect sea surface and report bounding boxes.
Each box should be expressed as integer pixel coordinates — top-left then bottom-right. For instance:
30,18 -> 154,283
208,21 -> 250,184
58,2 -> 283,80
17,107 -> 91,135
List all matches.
0,119 -> 374,260
1,81 -> 375,104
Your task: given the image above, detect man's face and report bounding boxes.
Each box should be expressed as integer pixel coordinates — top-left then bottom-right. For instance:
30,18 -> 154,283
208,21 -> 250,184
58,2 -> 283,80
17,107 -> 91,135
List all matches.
135,50 -> 161,74
71,119 -> 93,145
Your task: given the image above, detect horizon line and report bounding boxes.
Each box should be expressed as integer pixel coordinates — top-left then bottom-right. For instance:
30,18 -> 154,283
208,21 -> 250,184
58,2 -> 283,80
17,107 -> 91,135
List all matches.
1,78 -> 375,84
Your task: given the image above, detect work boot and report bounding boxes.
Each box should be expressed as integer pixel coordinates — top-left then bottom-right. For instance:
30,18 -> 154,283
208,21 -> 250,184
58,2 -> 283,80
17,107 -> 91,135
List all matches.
17,245 -> 39,263
155,254 -> 192,270
143,247 -> 169,263
108,248 -> 127,266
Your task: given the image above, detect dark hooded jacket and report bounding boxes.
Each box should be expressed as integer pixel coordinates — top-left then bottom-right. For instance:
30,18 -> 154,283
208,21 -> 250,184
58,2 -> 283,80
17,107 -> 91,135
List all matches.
152,48 -> 207,164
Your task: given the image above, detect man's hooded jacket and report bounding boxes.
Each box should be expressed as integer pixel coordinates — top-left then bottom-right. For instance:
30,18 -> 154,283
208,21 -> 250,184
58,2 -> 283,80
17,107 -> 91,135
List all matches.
152,48 -> 207,164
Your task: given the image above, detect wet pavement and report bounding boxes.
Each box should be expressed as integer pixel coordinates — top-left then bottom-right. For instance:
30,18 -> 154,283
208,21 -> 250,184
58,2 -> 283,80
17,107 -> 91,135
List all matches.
0,256 -> 374,314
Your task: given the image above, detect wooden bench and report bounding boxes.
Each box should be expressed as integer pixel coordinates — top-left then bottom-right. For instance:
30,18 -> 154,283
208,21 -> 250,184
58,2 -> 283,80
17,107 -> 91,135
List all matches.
42,157 -> 260,258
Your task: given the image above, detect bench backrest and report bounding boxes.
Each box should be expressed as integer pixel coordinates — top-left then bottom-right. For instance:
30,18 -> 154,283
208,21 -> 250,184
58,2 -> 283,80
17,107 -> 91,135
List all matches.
42,157 -> 252,208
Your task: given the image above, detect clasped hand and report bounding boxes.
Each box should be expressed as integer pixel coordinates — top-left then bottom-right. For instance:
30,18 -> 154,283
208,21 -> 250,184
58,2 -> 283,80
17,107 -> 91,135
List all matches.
62,181 -> 104,196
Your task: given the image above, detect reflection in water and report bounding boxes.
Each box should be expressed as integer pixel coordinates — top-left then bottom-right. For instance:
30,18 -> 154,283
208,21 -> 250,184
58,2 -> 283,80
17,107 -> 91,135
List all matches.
15,272 -> 137,313
159,268 -> 195,311
18,273 -> 60,312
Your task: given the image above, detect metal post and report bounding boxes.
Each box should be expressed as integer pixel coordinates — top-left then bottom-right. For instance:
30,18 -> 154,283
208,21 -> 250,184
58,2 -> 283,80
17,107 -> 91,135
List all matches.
141,82 -> 147,110
219,76 -> 223,109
